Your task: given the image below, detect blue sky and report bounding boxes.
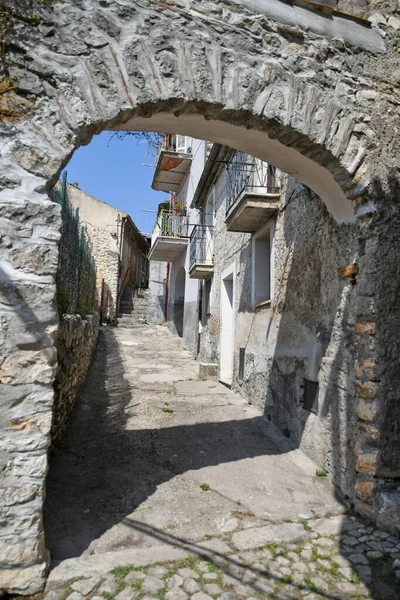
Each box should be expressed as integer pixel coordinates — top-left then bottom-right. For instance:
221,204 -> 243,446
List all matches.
63,131 -> 168,235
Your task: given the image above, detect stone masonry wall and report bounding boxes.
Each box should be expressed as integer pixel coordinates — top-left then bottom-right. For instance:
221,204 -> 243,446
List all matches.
51,313 -> 99,444
106,251 -> 119,321
198,169 -> 359,503
0,0 -> 399,593
65,184 -> 122,321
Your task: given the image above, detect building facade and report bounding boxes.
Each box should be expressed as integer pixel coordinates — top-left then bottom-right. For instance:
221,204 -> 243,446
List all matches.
148,135 -> 360,510
66,182 -> 149,320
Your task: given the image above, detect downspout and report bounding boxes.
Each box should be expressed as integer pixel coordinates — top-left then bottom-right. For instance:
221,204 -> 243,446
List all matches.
117,216 -> 126,314
164,262 -> 170,322
164,191 -> 174,322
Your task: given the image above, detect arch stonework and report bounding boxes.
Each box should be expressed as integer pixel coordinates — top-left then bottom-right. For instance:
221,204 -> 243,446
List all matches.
0,0 -> 399,593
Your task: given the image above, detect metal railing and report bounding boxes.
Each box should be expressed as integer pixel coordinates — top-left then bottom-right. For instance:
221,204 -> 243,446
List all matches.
161,133 -> 192,154
190,224 -> 214,269
152,209 -> 189,244
226,152 -> 279,215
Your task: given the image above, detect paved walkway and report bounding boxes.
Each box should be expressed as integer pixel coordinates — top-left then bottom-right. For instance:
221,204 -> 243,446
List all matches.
44,325 -> 400,600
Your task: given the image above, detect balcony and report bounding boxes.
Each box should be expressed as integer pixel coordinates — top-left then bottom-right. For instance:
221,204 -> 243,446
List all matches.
148,210 -> 189,262
151,134 -> 192,193
225,152 -> 280,233
189,224 -> 214,279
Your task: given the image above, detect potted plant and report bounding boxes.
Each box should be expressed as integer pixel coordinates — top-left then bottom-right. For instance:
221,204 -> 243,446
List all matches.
173,202 -> 186,215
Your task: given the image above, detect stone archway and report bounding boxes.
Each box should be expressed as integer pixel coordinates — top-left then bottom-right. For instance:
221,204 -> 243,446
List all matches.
1,0 -> 399,594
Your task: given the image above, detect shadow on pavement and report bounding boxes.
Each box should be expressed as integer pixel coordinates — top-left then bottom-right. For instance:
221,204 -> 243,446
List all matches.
44,328 -> 400,600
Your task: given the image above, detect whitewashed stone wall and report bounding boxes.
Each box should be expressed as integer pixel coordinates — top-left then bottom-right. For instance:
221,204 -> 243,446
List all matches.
52,314 -> 99,443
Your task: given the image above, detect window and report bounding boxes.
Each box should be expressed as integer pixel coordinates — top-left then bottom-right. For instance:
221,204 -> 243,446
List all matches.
203,187 -> 215,227
252,220 -> 274,307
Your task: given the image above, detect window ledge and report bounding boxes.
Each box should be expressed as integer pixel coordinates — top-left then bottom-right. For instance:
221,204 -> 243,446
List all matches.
255,299 -> 271,310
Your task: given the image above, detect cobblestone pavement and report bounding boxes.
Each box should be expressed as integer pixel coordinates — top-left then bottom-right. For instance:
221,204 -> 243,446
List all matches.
44,514 -> 400,600
44,325 -> 400,600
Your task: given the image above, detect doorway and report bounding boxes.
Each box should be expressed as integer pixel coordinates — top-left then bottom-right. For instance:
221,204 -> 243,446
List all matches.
220,265 -> 235,385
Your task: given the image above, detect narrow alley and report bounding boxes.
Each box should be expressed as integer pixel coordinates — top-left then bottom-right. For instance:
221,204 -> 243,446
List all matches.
44,325 -> 400,600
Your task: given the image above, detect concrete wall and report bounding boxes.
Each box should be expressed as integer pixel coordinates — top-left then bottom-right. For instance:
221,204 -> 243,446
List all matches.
197,166 -> 359,503
52,313 -> 99,443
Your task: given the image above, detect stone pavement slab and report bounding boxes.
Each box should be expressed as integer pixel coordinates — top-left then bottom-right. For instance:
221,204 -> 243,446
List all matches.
43,325 -> 400,599
45,517 -> 400,599
45,325 -> 343,564
232,523 -> 311,551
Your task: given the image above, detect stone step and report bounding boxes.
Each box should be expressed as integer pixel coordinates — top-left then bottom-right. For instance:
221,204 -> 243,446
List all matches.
120,299 -> 147,307
121,288 -> 148,299
46,545 -> 193,589
119,304 -> 147,311
117,312 -> 147,321
117,312 -> 147,318
118,320 -> 146,328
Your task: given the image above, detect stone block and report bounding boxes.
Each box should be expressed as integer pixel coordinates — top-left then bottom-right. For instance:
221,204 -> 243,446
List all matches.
354,498 -> 374,520
309,516 -> 344,536
0,562 -> 47,594
355,440 -> 378,475
9,244 -> 58,275
198,362 -> 219,380
388,16 -> 400,30
355,359 -> 378,382
357,412 -> 380,431
4,453 -> 47,479
354,322 -> 375,335
356,397 -> 379,422
0,348 -> 57,385
232,522 -> 311,550
355,479 -> 374,504
71,578 -> 98,595
355,381 -> 378,399
0,537 -> 40,567
375,489 -> 400,535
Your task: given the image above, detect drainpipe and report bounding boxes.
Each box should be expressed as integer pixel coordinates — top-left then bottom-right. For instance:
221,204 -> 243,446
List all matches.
164,191 -> 174,322
164,262 -> 170,322
117,216 -> 126,313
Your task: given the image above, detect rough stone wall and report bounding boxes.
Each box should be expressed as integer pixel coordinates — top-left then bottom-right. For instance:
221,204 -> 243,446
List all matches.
106,251 -> 119,320
0,0 -> 399,593
52,313 -> 99,443
198,167 -> 359,503
65,184 -> 122,320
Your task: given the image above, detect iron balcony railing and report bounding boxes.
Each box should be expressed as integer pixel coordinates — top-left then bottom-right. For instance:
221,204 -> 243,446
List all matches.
152,209 -> 189,245
189,224 -> 214,269
159,134 -> 192,155
226,152 -> 279,215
